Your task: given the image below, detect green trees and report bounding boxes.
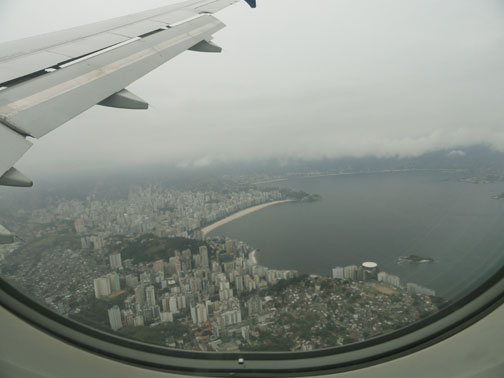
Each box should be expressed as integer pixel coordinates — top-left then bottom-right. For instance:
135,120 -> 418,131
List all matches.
119,322 -> 189,346
114,235 -> 209,264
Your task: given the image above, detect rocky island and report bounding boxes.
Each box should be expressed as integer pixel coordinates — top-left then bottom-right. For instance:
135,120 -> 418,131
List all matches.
398,255 -> 434,264
300,193 -> 322,202
492,192 -> 504,200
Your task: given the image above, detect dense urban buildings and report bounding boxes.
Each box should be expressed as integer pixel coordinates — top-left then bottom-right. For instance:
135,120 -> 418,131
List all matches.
0,179 -> 441,351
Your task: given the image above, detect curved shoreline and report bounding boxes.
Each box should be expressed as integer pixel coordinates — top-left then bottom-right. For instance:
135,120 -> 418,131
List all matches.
249,250 -> 258,265
201,200 -> 294,236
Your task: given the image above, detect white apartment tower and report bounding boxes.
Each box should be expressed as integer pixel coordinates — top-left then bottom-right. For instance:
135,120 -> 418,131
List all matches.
145,285 -> 156,307
107,305 -> 123,331
332,267 -> 344,279
109,253 -> 122,270
93,277 -> 111,299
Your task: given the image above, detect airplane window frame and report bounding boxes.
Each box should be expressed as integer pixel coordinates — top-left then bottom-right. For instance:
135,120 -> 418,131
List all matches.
1,266 -> 503,376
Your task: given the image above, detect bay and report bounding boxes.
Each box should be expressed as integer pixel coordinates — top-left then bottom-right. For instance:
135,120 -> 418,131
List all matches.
209,171 -> 504,299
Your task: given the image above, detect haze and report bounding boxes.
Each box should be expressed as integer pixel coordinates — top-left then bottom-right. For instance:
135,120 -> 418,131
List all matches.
1,0 -> 503,177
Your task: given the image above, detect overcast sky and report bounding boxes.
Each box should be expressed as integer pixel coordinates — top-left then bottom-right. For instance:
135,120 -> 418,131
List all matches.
1,0 -> 503,176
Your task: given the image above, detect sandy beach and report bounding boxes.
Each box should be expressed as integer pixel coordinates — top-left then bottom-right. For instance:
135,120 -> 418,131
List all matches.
201,200 -> 293,236
252,178 -> 288,185
248,250 -> 258,265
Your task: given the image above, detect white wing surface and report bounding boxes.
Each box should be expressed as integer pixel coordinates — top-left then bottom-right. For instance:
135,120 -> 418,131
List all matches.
0,0 -> 256,187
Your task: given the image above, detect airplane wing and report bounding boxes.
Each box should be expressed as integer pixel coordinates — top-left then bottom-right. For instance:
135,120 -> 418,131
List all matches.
0,0 -> 256,187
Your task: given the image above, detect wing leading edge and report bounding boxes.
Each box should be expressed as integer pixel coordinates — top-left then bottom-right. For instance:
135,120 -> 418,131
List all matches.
0,0 -> 256,187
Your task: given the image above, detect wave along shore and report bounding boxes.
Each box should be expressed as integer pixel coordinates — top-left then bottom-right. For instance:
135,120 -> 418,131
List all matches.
201,200 -> 294,236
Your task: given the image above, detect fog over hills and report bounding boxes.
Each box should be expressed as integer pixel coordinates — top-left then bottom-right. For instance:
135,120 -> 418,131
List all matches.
0,145 -> 502,213
1,0 -> 503,177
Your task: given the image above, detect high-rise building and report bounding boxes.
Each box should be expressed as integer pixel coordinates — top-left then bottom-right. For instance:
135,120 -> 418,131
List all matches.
235,275 -> 244,293
93,277 -> 111,298
241,326 -> 250,341
169,296 -> 178,314
123,310 -> 135,326
91,236 -> 103,250
266,270 -> 277,284
106,272 -> 120,292
343,265 -> 358,280
139,272 -> 151,285
407,282 -> 436,296
166,262 -> 178,276
160,312 -> 174,323
332,267 -> 344,279
74,219 -> 86,234
193,254 -> 201,269
219,288 -> 234,301
182,249 -> 192,271
389,275 -> 401,287
161,296 -> 170,312
152,260 -> 164,274
190,303 -> 208,325
199,246 -> 209,269
190,305 -> 197,324
135,286 -> 145,305
223,261 -> 234,273
145,285 -> 156,307
134,315 -> 144,327
378,272 -> 401,287
225,239 -> 233,255
125,274 -> 139,288
109,253 -> 122,270
247,296 -> 263,316
176,294 -> 186,310
197,303 -> 208,324
219,280 -> 230,290
108,305 -> 123,331
221,309 -> 242,327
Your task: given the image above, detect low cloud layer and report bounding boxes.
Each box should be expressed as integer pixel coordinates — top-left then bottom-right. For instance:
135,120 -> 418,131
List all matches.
1,0 -> 503,176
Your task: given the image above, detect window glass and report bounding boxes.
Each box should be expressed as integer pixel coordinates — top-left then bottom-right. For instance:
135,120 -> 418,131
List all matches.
1,0 -> 503,353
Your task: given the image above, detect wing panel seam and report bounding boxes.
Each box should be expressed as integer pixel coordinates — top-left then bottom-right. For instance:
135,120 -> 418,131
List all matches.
0,19 -> 223,126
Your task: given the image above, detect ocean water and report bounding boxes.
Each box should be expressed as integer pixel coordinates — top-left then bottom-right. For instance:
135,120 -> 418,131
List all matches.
209,171 -> 504,299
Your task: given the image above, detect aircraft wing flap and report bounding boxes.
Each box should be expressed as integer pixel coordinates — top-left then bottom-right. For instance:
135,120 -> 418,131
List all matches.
0,16 -> 225,139
0,50 -> 71,85
0,123 -> 32,177
0,1 -> 225,85
0,0 -> 252,87
0,1 -> 201,62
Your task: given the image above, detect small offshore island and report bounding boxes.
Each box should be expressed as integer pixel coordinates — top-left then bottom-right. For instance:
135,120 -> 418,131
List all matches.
398,255 -> 434,264
492,192 -> 504,200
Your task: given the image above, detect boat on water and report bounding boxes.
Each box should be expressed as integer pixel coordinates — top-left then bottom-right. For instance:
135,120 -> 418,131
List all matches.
398,255 -> 434,264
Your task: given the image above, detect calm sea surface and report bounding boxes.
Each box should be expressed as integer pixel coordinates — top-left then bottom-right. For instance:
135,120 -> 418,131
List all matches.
209,171 -> 504,299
